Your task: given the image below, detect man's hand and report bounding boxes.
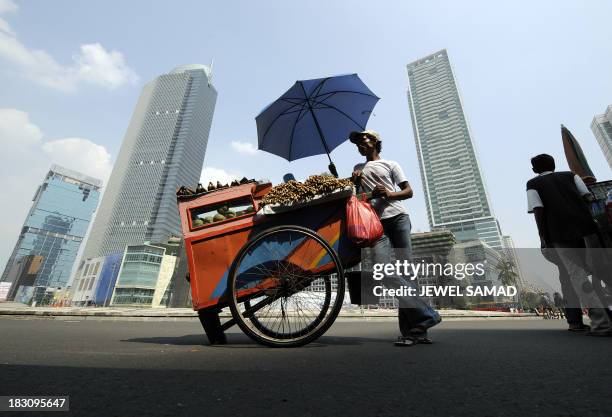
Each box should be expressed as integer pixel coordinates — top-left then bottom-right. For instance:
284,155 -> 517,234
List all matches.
371,184 -> 390,199
351,169 -> 362,184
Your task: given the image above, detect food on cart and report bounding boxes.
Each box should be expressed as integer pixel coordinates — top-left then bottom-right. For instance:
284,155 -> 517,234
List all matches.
176,185 -> 196,196
305,174 -> 353,194
261,174 -> 353,207
189,194 -> 258,229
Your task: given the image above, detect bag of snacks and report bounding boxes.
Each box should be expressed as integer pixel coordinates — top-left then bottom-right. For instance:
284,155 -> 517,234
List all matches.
346,194 -> 383,246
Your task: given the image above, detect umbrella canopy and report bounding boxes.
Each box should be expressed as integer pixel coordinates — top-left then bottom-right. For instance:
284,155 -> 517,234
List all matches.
561,124 -> 596,185
256,74 -> 379,176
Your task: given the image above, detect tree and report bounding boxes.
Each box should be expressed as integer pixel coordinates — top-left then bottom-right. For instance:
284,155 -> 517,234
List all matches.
495,257 -> 521,307
495,257 -> 519,287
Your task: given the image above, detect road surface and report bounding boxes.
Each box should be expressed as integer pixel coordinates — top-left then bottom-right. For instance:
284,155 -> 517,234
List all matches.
0,317 -> 610,417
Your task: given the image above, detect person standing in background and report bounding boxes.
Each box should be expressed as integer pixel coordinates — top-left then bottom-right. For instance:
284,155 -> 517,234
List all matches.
527,153 -> 612,336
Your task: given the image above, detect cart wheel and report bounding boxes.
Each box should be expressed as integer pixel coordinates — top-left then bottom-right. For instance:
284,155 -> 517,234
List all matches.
227,225 -> 345,347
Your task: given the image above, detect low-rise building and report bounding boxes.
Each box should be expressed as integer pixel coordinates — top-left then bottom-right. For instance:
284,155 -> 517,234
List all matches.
4,255 -> 43,303
71,256 -> 105,306
110,241 -> 180,308
450,240 -> 506,305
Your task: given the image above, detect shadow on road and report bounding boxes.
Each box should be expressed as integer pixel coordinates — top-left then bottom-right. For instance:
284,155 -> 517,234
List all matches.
121,334 -> 391,348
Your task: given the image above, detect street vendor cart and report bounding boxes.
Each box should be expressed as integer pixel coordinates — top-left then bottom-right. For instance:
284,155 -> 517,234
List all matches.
177,180 -> 361,347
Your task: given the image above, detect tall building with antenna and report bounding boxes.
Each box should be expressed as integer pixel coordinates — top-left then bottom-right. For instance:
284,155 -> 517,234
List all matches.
407,49 -> 503,250
81,64 -> 217,260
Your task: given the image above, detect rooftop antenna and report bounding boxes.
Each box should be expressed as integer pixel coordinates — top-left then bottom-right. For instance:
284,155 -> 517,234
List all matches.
208,58 -> 214,86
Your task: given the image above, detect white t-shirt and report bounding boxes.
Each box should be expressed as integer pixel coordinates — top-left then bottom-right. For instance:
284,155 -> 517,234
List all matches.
353,159 -> 409,219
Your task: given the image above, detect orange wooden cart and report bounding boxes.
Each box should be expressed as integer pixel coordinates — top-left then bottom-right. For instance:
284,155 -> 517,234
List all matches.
177,180 -> 361,347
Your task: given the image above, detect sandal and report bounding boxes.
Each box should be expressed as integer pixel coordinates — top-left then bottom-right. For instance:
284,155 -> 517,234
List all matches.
394,336 -> 417,347
413,335 -> 433,344
568,324 -> 590,332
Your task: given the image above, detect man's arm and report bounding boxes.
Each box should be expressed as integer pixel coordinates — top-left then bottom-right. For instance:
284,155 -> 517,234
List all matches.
371,162 -> 413,200
573,175 -> 594,203
372,181 -> 413,200
351,164 -> 364,186
527,187 -> 548,246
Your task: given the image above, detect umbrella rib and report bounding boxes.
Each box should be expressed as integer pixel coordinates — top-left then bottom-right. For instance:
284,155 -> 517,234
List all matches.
278,100 -> 307,114
287,105 -> 311,161
310,91 -> 339,108
312,90 -> 379,100
279,98 -> 307,105
278,107 -> 309,116
310,77 -> 331,99
259,101 -> 306,148
310,102 -> 368,131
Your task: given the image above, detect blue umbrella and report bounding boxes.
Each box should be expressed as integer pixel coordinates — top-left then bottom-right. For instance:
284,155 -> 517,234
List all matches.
256,74 -> 379,177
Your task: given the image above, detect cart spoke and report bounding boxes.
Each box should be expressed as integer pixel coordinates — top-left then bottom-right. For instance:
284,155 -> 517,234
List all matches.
229,226 -> 345,346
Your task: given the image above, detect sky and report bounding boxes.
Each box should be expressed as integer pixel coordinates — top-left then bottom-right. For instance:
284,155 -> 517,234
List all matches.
1,0 -> 611,270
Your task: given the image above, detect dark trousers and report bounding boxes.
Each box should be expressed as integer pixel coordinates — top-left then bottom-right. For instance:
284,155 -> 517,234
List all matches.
370,213 -> 439,335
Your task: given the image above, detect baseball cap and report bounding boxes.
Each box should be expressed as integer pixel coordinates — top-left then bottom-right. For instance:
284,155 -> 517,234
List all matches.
349,130 -> 381,143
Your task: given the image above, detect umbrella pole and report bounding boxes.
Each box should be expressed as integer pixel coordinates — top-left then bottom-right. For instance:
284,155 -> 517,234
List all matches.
309,111 -> 339,178
300,81 -> 339,178
313,118 -> 338,178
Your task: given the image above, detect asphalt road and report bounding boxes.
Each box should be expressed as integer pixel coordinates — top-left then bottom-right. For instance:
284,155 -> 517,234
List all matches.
0,317 -> 610,417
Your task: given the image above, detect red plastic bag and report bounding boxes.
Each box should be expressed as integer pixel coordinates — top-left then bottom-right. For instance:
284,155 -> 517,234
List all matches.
346,194 -> 384,246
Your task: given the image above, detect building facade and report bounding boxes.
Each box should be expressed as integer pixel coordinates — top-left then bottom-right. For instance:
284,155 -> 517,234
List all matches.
591,105 -> 612,170
501,235 -> 525,286
110,242 -> 179,308
4,255 -> 43,302
411,230 -> 457,308
93,253 -> 123,307
70,252 -> 123,307
1,165 -> 101,301
450,240 -> 506,304
70,256 -> 105,306
407,49 -> 503,250
80,64 -> 217,261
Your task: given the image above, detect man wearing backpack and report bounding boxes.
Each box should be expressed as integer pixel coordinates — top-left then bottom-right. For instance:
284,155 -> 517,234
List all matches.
527,153 -> 612,336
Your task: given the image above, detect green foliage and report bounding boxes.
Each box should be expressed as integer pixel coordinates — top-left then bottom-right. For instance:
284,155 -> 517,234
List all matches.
495,257 -> 519,287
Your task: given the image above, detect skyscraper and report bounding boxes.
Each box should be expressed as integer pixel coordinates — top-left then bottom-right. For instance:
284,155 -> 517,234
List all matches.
590,104 -> 612,170
406,49 -> 503,250
81,64 -> 217,260
1,165 -> 101,293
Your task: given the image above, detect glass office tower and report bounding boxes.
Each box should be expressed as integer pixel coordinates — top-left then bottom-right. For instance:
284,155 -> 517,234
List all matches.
80,64 -> 217,260
591,104 -> 612,170
407,49 -> 503,250
1,165 -> 101,291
